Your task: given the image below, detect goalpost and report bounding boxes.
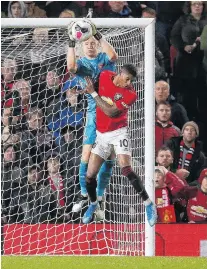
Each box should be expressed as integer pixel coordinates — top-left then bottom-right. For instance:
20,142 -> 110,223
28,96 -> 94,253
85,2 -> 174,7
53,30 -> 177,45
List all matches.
1,18 -> 155,256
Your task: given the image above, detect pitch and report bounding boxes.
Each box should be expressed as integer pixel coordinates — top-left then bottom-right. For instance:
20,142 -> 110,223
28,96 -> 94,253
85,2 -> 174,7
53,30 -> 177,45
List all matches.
2,256 -> 207,269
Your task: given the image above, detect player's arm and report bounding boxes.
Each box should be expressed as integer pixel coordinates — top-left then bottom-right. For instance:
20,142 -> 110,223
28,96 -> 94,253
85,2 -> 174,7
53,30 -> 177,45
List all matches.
84,77 -> 121,118
67,22 -> 78,73
90,22 -> 118,62
94,95 -> 121,117
99,39 -> 118,62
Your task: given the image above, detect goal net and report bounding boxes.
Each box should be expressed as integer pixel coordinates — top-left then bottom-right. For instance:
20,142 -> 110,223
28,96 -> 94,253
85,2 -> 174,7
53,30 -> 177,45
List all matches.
1,18 -> 155,256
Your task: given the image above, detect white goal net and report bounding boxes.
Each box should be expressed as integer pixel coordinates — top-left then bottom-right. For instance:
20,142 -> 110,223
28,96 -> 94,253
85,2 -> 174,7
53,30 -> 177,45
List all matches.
1,18 -> 155,256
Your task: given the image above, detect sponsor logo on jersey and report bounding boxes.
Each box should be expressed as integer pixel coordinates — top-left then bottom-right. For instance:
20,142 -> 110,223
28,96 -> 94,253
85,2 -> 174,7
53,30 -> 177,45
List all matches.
114,93 -> 123,101
121,102 -> 129,109
101,96 -> 114,106
192,206 -> 207,214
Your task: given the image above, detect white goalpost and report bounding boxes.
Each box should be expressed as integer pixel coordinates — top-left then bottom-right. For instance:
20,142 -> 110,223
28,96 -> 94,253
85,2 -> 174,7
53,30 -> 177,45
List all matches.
1,18 -> 155,256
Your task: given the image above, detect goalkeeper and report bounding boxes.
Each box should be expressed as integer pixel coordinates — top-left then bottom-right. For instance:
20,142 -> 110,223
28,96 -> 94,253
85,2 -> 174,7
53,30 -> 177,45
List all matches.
67,20 -> 118,216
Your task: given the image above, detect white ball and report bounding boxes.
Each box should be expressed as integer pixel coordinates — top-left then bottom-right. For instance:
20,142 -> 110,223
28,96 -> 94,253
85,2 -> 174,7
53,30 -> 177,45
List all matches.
71,20 -> 93,42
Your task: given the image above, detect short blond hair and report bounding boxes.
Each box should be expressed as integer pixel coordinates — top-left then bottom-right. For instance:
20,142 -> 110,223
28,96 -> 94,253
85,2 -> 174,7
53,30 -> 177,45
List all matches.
12,79 -> 30,92
32,28 -> 48,43
59,9 -> 75,18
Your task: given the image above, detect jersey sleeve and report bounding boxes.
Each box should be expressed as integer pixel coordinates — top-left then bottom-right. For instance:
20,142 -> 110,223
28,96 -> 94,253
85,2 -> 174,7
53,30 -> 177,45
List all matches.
115,90 -> 137,112
100,53 -> 116,72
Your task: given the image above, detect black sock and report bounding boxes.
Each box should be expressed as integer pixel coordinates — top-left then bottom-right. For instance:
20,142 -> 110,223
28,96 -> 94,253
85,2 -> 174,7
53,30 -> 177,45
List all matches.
86,177 -> 97,203
122,166 -> 149,201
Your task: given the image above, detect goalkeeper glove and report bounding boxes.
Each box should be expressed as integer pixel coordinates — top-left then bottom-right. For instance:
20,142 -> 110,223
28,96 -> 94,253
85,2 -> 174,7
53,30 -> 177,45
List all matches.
89,21 -> 102,41
67,21 -> 76,48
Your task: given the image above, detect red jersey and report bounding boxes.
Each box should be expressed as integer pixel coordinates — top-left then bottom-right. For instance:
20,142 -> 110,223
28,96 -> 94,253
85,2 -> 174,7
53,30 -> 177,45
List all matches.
155,171 -> 185,223
187,189 -> 207,223
96,70 -> 137,133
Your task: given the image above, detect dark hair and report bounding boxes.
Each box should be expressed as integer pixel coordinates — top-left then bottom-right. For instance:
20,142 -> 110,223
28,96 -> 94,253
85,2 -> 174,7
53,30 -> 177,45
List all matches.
142,7 -> 156,17
10,1 -> 19,6
156,101 -> 171,111
121,64 -> 137,79
183,1 -> 207,15
156,145 -> 173,157
27,107 -> 43,120
28,164 -> 41,172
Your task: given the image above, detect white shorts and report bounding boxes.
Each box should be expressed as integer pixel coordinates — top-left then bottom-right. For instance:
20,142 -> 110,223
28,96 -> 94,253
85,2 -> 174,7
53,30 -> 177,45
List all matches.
91,127 -> 131,160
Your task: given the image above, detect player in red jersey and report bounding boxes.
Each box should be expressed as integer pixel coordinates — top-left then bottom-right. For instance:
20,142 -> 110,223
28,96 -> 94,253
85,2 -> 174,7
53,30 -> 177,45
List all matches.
82,64 -> 157,226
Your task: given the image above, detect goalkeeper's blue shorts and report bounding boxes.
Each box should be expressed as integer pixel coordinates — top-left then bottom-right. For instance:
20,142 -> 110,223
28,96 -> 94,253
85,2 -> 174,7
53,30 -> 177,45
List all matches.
83,112 -> 96,145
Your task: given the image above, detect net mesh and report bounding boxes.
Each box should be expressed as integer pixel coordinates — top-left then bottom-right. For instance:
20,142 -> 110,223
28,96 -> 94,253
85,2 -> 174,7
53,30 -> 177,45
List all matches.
1,25 -> 145,255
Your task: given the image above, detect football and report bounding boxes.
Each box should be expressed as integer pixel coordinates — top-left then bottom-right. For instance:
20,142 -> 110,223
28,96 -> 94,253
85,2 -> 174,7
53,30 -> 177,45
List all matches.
71,20 -> 93,42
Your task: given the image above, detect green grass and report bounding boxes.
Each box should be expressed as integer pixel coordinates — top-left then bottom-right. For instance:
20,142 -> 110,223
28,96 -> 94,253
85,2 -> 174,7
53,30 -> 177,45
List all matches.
1,256 -> 207,269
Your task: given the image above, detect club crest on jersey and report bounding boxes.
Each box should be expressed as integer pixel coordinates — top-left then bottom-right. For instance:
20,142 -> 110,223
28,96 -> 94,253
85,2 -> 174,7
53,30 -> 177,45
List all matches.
114,93 -> 123,101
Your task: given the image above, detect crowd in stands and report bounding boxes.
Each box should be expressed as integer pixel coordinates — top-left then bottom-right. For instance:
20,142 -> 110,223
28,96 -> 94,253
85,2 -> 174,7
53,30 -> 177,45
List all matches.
1,1 -> 207,225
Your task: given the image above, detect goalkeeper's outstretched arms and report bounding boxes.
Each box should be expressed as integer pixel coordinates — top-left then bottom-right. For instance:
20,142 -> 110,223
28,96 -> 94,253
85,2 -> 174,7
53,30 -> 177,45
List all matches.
66,20 -> 118,73
89,21 -> 118,62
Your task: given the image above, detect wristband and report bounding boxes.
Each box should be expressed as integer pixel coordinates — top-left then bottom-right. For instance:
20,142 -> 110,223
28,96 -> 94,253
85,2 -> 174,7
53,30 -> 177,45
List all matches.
94,31 -> 102,41
68,39 -> 76,48
91,92 -> 98,98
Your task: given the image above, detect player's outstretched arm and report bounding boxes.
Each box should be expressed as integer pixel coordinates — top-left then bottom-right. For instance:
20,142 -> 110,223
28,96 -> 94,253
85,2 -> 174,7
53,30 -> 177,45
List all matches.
67,22 -> 78,73
84,77 -> 121,117
90,21 -> 118,62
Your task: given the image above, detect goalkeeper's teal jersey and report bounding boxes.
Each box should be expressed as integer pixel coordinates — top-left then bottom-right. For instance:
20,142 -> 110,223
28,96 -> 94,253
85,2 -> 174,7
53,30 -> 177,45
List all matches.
76,52 -> 116,113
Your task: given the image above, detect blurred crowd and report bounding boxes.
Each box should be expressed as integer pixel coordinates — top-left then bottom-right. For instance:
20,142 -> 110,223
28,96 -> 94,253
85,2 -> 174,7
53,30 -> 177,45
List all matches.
1,1 -> 207,224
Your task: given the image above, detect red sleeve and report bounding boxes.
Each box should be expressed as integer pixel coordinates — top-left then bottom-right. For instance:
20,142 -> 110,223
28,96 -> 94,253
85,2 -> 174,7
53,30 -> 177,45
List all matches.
115,90 -> 137,112
165,171 -> 185,196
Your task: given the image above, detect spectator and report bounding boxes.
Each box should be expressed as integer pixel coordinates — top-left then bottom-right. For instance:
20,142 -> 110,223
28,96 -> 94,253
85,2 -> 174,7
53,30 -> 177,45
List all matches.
8,1 -> 27,18
1,107 -> 13,127
141,7 -> 170,74
105,1 -> 133,18
46,83 -> 84,145
156,146 -> 174,171
24,1 -> 47,18
37,69 -> 62,112
201,25 -> 207,84
45,153 -> 72,222
1,104 -> 21,129
65,1 -> 95,18
20,107 -> 53,164
187,168 -> 207,223
155,80 -> 189,129
30,28 -> 49,64
128,1 -> 156,18
156,145 -> 192,182
200,25 -> 207,155
58,124 -> 83,179
155,46 -> 167,81
155,101 -> 180,154
1,144 -> 33,219
155,1 -> 184,42
171,1 -> 207,120
155,166 -> 186,223
12,79 -> 32,115
59,9 -> 75,18
166,121 -> 206,185
7,164 -> 57,223
1,58 -> 17,105
1,126 -> 20,147
45,1 -> 66,17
